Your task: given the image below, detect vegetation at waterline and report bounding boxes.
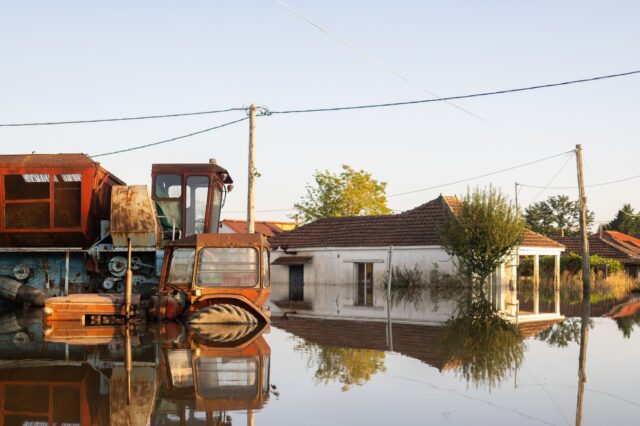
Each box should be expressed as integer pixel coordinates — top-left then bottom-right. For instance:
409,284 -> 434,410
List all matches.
439,299 -> 525,390
524,195 -> 594,237
519,253 -> 623,276
383,265 -> 427,308
291,165 -> 391,223
295,341 -> 386,391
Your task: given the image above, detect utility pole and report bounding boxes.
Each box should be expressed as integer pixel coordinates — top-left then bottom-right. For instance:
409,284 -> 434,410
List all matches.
247,104 -> 256,233
574,144 -> 591,426
575,144 -> 591,306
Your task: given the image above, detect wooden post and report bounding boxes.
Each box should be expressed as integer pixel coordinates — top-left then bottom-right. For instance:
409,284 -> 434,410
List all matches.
575,144 -> 591,426
533,254 -> 540,315
554,253 -> 561,315
125,238 -> 133,319
64,251 -> 70,295
575,145 -> 591,309
247,104 -> 256,234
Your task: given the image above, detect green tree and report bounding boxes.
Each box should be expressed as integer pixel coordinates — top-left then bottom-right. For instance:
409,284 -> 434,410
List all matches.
292,165 -> 391,223
524,195 -> 594,237
605,204 -> 640,235
438,187 -> 525,299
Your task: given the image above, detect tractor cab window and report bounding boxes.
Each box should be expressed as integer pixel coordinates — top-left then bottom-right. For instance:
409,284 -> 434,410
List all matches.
167,248 -> 195,284
195,357 -> 258,398
185,176 -> 210,235
155,174 -> 182,198
196,247 -> 259,287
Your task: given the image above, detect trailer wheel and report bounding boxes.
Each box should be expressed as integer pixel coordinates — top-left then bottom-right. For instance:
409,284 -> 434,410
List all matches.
189,303 -> 259,324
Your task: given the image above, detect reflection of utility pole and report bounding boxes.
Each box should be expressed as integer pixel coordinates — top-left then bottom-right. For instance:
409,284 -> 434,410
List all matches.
386,246 -> 394,351
247,104 -> 256,234
574,144 -> 591,426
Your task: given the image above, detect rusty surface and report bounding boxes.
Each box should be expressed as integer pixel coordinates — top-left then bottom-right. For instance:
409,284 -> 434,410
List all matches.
160,233 -> 271,322
110,185 -> 160,248
0,153 -> 125,248
152,162 -> 233,184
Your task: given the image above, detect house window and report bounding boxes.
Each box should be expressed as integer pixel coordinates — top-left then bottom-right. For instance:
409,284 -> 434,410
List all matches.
356,262 -> 374,306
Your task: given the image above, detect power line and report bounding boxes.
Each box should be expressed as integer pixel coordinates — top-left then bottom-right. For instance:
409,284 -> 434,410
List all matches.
387,149 -> 575,198
529,151 -> 575,204
518,172 -> 640,190
90,116 -> 249,158
269,69 -> 640,115
0,107 -> 245,127
273,0 -> 495,126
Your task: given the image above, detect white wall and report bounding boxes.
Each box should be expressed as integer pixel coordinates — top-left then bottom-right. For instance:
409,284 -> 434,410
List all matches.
270,246 -> 459,324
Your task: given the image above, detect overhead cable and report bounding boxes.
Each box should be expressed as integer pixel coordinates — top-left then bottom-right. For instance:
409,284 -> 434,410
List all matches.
518,172 -> 640,189
269,69 -> 640,115
529,151 -> 576,204
387,149 -> 575,198
0,107 -> 245,127
91,117 -> 249,158
273,0 -> 494,126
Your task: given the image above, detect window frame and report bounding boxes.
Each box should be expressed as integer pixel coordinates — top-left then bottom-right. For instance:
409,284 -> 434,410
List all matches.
153,174 -> 183,200
355,262 -> 374,307
2,171 -> 84,231
166,247 -> 196,286
194,246 -> 261,289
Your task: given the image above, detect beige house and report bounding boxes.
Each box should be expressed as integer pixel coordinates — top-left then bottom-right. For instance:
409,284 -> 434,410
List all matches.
269,195 -> 565,324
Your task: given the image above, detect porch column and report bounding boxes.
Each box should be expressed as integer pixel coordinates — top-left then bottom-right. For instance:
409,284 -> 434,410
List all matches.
554,254 -> 561,315
533,254 -> 540,315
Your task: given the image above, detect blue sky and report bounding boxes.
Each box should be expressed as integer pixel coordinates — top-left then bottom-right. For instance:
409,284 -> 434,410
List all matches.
1,1 -> 639,224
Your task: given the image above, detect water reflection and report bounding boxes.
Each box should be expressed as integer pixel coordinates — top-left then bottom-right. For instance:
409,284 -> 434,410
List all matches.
438,300 -> 525,390
0,314 -> 271,425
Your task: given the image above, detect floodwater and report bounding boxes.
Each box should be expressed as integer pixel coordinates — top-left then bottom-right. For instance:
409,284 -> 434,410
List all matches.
0,309 -> 638,425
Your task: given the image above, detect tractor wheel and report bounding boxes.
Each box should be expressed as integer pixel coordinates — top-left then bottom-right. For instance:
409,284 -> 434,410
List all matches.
188,303 -> 259,324
189,323 -> 259,343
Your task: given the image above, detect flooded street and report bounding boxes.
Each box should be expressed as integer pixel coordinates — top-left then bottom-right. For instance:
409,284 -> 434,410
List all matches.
0,311 -> 637,425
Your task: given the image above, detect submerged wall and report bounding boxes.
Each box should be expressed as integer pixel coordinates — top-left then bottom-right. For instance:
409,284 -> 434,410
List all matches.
270,246 -> 460,324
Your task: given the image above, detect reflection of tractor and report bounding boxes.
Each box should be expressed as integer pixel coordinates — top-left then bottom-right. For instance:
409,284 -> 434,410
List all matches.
155,323 -> 271,425
0,154 -> 270,323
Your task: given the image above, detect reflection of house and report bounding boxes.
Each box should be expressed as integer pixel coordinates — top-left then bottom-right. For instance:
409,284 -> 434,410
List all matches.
269,195 -> 565,324
219,219 -> 296,237
553,230 -> 640,278
273,317 -> 558,372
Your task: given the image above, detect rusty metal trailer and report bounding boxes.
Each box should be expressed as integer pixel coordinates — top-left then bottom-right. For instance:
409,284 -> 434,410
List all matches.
0,154 -> 233,309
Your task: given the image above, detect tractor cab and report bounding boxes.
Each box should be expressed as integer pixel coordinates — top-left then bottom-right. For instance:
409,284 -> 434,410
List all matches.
159,233 -> 271,324
152,160 -> 233,242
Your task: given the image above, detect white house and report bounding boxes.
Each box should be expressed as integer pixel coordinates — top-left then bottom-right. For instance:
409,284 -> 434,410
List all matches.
269,195 -> 565,324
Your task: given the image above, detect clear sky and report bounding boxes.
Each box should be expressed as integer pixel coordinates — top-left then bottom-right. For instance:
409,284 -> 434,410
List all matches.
1,1 -> 639,225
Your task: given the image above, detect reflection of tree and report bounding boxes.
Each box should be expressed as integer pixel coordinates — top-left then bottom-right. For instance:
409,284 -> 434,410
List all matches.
536,318 -> 593,347
296,342 -> 386,391
614,312 -> 640,338
439,299 -> 525,390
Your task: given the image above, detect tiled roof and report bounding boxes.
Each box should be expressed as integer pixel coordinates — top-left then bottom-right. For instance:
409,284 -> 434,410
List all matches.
553,231 -> 640,265
220,219 -> 296,237
270,195 -> 564,249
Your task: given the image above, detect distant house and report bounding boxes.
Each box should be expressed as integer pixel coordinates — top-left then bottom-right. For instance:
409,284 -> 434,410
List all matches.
269,195 -> 565,324
219,219 -> 296,237
553,230 -> 640,278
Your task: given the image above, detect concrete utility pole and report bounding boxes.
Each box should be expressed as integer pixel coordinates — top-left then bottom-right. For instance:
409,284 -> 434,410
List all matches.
247,104 -> 256,234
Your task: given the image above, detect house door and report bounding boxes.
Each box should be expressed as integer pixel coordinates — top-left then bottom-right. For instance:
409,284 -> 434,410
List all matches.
289,265 -> 304,302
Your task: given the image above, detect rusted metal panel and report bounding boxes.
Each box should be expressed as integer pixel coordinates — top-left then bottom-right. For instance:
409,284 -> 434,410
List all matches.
110,185 -> 160,248
0,154 -> 125,248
